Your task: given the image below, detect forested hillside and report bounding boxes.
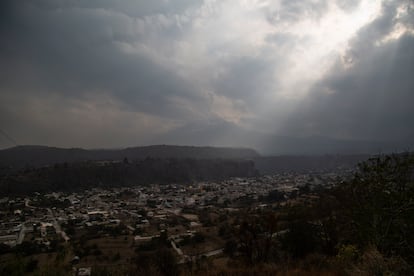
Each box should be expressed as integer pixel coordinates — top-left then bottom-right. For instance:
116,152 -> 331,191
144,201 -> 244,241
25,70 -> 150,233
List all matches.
0,145 -> 259,168
0,158 -> 257,195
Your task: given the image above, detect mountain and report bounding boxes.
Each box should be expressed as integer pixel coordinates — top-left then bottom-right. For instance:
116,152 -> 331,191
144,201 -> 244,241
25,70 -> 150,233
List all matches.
0,158 -> 258,195
0,145 -> 260,168
152,119 -> 411,155
253,154 -> 370,174
253,135 -> 406,156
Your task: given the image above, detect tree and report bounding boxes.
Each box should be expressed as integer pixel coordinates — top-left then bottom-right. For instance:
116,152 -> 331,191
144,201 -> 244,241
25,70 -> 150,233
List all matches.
153,248 -> 178,276
336,153 -> 414,264
238,212 -> 279,263
280,221 -> 319,258
224,240 -> 238,257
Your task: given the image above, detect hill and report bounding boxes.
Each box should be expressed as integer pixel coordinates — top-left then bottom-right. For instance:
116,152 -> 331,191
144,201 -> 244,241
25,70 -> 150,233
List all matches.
0,145 -> 259,168
254,154 -> 371,174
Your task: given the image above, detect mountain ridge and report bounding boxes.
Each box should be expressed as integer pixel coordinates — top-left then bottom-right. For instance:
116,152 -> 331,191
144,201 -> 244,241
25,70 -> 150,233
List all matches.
0,144 -> 260,168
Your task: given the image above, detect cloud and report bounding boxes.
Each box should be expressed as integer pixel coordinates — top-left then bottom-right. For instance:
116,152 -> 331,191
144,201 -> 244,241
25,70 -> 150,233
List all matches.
1,1 -> 207,115
0,0 -> 412,153
0,0 -> 210,148
282,1 -> 414,143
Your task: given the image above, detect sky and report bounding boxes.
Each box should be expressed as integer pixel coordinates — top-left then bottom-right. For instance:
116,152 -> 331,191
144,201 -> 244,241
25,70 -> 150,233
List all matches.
0,0 -> 413,154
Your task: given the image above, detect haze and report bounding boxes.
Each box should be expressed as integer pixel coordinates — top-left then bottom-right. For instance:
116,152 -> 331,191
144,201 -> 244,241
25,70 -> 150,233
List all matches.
0,0 -> 413,154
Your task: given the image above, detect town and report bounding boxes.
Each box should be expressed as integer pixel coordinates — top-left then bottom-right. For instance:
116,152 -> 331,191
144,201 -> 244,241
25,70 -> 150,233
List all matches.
0,170 -> 349,275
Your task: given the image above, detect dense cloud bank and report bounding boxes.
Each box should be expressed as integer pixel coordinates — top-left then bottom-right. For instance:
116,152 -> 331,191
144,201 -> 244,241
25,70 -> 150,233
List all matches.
0,0 -> 413,153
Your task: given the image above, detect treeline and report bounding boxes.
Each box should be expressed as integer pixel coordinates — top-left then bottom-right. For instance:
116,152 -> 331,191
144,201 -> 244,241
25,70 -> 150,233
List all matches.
222,153 -> 414,274
0,145 -> 259,168
0,158 -> 257,195
254,154 -> 369,174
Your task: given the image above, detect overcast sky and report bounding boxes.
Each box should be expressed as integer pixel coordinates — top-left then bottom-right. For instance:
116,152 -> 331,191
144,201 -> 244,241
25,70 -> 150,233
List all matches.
0,0 -> 413,152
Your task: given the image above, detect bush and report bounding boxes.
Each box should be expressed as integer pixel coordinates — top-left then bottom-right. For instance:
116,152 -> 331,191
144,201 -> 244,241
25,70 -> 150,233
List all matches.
280,221 -> 319,258
335,153 -> 414,265
337,244 -> 360,264
345,247 -> 411,276
112,252 -> 121,262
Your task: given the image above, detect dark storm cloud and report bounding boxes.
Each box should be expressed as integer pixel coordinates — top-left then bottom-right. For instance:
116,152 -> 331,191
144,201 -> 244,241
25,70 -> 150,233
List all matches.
344,0 -> 402,62
282,0 -> 414,143
0,0 -> 211,148
211,56 -> 277,109
7,0 -> 204,17
0,0 -> 413,153
0,0 -> 207,119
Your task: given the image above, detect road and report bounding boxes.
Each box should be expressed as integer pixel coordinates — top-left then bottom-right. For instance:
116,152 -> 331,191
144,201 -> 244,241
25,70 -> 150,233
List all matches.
170,240 -> 184,256
47,208 -> 70,242
176,246 -> 224,264
16,224 -> 27,245
200,248 -> 223,257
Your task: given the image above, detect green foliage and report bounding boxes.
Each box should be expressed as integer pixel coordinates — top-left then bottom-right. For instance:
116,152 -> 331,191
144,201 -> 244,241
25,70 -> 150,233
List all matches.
0,243 -> 11,254
237,212 -> 279,263
106,223 -> 127,237
192,232 -> 205,243
226,153 -> 414,273
224,240 -> 238,257
14,241 -> 43,256
153,248 -> 179,276
335,153 -> 414,264
112,252 -> 121,262
134,248 -> 178,276
91,266 -> 112,276
336,244 -> 360,264
348,246 -> 412,276
0,257 -> 41,276
266,189 -> 285,202
93,248 -> 102,256
25,258 -> 38,273
280,221 -> 319,258
0,158 -> 257,195
135,232 -> 170,252
178,232 -> 205,247
0,257 -> 26,276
